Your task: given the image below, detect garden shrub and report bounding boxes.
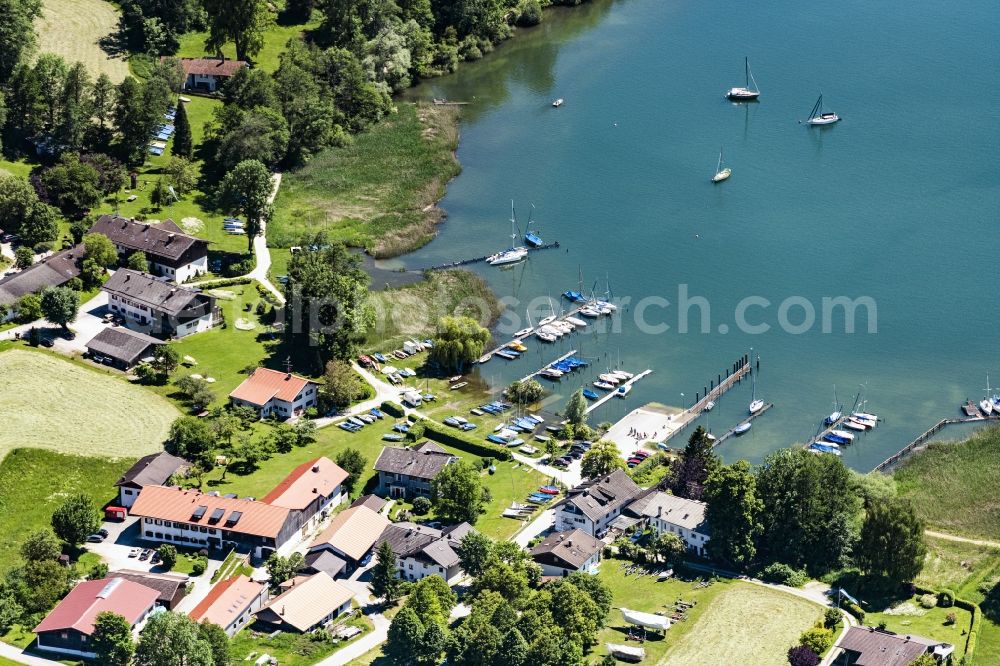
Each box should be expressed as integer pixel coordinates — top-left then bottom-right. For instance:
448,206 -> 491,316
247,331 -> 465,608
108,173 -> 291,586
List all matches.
919,593 -> 938,609
412,496 -> 431,515
799,626 -> 834,655
760,562 -> 808,587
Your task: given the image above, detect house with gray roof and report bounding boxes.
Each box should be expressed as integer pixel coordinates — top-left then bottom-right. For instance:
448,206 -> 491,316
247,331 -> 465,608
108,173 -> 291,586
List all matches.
115,452 -> 189,508
102,268 -> 218,338
85,326 -> 162,370
375,522 -> 475,585
629,491 -> 710,557
554,469 -> 643,537
373,442 -> 457,500
89,216 -> 208,283
832,626 -> 954,666
0,245 -> 83,320
530,529 -> 603,577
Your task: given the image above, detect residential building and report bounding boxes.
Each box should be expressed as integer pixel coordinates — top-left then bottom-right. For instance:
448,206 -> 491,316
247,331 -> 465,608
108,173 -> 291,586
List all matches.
0,245 -> 83,321
306,505 -> 390,577
89,216 -> 208,283
129,485 -> 295,559
34,578 -> 159,659
102,269 -> 218,338
85,326 -> 162,370
114,452 -> 189,509
228,367 -> 320,420
630,491 -> 710,557
172,57 -> 248,92
373,442 -> 457,500
530,529 -> 603,577
261,456 -> 349,532
554,469 -> 643,537
255,574 -> 353,633
833,626 -> 954,666
376,522 -> 475,585
106,569 -> 189,610
350,494 -> 388,513
188,575 -> 268,637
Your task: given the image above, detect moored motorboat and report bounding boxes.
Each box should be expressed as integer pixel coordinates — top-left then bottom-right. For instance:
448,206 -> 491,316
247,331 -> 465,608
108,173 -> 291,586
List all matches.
583,389 -> 600,400
539,368 -> 563,379
842,418 -> 867,432
514,327 -> 533,338
704,400 -> 716,411
616,384 -> 632,398
594,381 -> 615,390
552,98 -> 564,107
962,400 -> 979,417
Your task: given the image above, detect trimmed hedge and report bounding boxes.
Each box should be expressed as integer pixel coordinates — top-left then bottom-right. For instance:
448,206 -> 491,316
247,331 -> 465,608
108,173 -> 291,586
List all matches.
915,585 -> 981,661
192,276 -> 253,289
380,400 -> 405,418
844,602 -> 865,623
416,417 -> 513,461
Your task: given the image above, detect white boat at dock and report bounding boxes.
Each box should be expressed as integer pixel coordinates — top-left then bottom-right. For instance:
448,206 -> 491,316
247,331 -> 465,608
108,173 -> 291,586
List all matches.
594,381 -> 616,390
540,368 -> 564,379
565,316 -> 587,327
980,375 -> 994,416
477,353 -> 492,364
842,419 -> 867,432
616,384 -> 632,398
748,353 -> 764,414
535,329 -> 557,342
704,400 -> 715,411
579,307 -> 601,318
734,422 -> 752,435
599,373 -> 621,385
488,201 -> 528,266
829,429 -> 855,442
515,327 -> 533,338
539,315 -> 556,326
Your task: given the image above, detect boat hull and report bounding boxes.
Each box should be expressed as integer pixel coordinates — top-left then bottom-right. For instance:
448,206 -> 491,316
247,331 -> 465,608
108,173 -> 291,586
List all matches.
726,88 -> 760,101
712,168 -> 732,183
807,114 -> 840,125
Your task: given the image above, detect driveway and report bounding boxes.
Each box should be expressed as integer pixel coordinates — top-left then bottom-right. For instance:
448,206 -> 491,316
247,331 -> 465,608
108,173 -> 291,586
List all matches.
0,288 -> 109,353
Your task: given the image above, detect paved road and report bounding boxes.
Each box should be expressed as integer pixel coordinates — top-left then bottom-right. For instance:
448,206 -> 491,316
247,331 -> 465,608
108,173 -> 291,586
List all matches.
0,642 -> 61,666
925,529 -> 1000,549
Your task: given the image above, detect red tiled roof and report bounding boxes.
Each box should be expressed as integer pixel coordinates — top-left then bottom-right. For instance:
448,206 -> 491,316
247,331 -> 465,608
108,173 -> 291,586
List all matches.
229,368 -> 317,407
175,57 -> 247,78
261,457 -> 348,510
188,574 -> 265,627
130,485 -> 290,539
34,578 -> 159,635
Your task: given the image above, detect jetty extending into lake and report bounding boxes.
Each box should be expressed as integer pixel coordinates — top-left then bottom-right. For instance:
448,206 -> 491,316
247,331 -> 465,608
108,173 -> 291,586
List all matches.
585,369 -> 652,414
425,241 -> 560,271
873,414 -> 1000,472
713,403 -> 775,446
518,350 -> 578,383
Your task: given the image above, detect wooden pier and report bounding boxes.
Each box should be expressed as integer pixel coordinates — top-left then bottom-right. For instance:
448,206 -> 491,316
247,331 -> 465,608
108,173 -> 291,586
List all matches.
477,300 -> 590,365
873,414 -> 998,472
426,241 -> 561,271
713,403 -> 775,446
586,369 -> 652,414
657,355 -> 755,446
518,349 -> 578,383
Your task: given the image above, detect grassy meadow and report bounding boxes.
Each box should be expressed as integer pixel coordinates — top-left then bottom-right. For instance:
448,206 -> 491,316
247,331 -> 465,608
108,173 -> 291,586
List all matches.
0,448 -> 133,573
0,348 -> 177,462
36,0 -> 129,83
269,103 -> 461,257
895,425 -> 1000,540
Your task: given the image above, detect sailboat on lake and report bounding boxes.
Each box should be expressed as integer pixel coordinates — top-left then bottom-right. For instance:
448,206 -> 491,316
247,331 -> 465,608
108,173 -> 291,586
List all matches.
824,386 -> 842,425
712,147 -> 732,183
748,354 -> 764,415
804,94 -> 841,125
524,204 -> 543,247
726,57 -> 760,101
487,201 -> 528,266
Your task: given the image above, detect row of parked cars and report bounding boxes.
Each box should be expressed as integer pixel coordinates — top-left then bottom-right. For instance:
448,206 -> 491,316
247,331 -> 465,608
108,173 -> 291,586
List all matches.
551,440 -> 593,468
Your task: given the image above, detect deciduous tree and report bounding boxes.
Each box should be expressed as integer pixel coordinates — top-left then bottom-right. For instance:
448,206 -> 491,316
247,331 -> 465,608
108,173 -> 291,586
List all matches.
855,496 -> 926,584
335,448 -> 367,495
219,159 -> 272,253
432,459 -> 486,524
157,544 -> 178,570
39,152 -> 102,216
167,416 -> 215,460
323,359 -> 367,410
580,440 -> 624,479
84,232 -> 119,267
13,246 -> 33,269
458,531 -> 493,578
51,493 -> 99,545
203,0 -> 272,62
127,250 -> 149,272
704,459 -> 762,568
134,612 -> 213,666
20,529 -> 61,562
92,612 -> 135,666
564,389 -> 587,426
40,286 -> 79,330
505,378 -> 542,405
428,315 -> 490,373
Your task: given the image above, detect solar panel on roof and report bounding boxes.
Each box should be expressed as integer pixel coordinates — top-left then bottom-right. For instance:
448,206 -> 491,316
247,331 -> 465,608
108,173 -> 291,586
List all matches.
209,508 -> 225,523
225,511 -> 243,526
223,493 -> 237,499
192,505 -> 207,520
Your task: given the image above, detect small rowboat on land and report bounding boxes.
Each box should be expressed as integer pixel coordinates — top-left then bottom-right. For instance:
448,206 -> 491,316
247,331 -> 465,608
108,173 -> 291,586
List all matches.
450,382 -> 468,390
607,644 -> 645,663
538,485 -> 560,495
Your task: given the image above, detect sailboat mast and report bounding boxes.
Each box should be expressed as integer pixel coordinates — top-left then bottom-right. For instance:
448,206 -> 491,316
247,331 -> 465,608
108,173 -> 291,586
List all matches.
509,200 -> 517,249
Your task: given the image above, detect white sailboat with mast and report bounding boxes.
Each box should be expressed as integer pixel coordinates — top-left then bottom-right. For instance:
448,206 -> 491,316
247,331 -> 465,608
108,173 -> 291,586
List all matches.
726,57 -> 760,101
748,353 -> 764,415
712,147 -> 732,183
487,201 -> 528,266
824,386 -> 842,425
980,375 -> 994,416
803,93 -> 841,125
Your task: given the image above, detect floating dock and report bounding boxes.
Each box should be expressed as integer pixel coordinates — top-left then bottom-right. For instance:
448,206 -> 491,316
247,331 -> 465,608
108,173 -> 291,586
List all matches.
713,403 -> 775,446
519,350 -> 578,383
477,300 -> 607,366
585,369 -> 652,414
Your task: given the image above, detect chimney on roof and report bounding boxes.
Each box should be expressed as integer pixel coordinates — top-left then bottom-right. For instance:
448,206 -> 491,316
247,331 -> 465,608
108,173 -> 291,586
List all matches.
312,465 -> 320,473
312,488 -> 317,494
658,506 -> 663,518
167,233 -> 175,243
285,373 -> 292,380
566,539 -> 572,546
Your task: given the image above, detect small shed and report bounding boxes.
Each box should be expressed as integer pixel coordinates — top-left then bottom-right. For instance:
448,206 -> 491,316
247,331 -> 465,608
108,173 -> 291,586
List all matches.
105,506 -> 127,521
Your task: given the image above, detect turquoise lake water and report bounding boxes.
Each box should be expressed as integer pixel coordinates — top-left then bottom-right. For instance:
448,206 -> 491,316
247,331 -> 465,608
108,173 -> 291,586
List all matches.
399,0 -> 1000,470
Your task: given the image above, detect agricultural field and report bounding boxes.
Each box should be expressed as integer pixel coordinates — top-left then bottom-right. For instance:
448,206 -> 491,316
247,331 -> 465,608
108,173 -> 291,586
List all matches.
0,348 -> 177,463
35,0 -> 129,82
269,103 -> 462,257
895,425 -> 1000,540
0,448 -> 133,573
653,582 -> 823,666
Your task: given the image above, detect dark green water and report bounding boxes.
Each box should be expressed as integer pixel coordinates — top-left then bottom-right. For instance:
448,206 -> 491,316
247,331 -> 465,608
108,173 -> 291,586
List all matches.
399,0 -> 1000,470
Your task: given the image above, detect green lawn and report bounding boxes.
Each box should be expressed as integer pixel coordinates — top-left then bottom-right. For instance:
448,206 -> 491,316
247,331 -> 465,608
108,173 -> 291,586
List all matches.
0,156 -> 35,180
0,448 -> 134,574
229,614 -> 371,666
865,596 -> 972,659
269,103 -> 461,257
895,425 -> 1000,540
917,536 -> 1000,594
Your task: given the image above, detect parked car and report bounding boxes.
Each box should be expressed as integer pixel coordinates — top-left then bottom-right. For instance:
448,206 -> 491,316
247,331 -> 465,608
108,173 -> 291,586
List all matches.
85,534 -> 104,543
569,450 -> 583,460
39,338 -> 54,348
97,528 -> 109,538
138,549 -> 151,561
150,552 -> 161,565
128,547 -> 141,557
